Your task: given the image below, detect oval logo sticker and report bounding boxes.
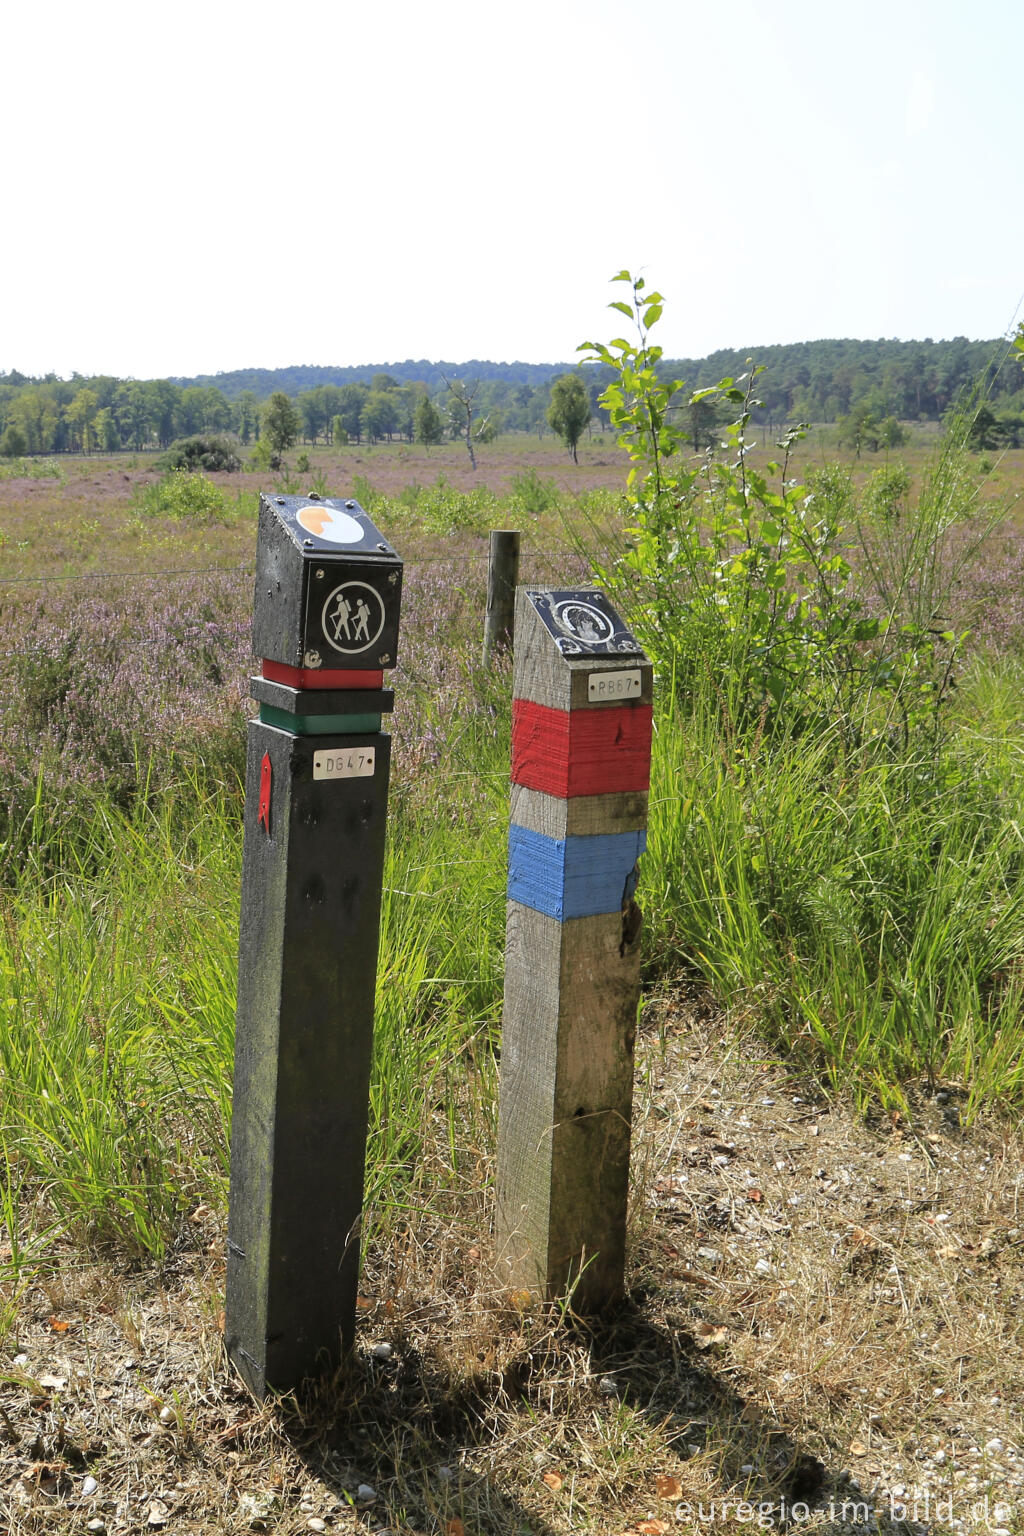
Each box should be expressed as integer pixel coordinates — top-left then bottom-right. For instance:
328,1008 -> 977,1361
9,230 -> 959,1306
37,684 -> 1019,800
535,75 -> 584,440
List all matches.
295,503 -> 364,544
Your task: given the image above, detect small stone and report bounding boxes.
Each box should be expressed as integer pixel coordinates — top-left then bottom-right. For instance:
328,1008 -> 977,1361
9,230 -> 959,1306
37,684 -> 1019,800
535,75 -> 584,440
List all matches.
372,1341 -> 393,1361
239,1491 -> 281,1526
696,1246 -> 722,1264
82,1475 -> 100,1496
754,1258 -> 774,1276
146,1499 -> 170,1528
12,1352 -> 28,1366
598,1375 -> 619,1396
438,1465 -> 454,1481
307,1522 -> 326,1534
158,1404 -> 176,1424
87,1522 -> 106,1535
740,1463 -> 754,1474
933,1449 -> 946,1464
987,1438 -> 1005,1454
356,1483 -> 376,1502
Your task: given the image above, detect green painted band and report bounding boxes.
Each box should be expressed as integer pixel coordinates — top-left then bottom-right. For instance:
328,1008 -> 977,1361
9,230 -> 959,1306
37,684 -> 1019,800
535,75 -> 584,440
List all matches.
259,705 -> 383,736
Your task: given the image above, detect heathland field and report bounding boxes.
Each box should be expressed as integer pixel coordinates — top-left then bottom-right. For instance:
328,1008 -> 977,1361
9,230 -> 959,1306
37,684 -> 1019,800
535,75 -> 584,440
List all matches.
3,422 -> 1024,1535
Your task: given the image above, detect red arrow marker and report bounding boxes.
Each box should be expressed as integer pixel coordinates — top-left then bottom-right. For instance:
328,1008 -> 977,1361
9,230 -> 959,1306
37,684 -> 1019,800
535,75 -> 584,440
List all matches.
257,752 -> 272,834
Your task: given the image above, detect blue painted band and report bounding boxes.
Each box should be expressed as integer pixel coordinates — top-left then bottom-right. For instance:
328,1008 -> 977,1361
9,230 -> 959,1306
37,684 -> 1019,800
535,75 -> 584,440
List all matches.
507,825 -> 647,922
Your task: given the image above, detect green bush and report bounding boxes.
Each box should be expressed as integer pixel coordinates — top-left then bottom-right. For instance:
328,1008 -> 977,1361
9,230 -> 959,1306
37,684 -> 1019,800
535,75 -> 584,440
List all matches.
133,469 -> 229,521
510,466 -> 560,517
863,462 -> 911,522
158,434 -> 241,473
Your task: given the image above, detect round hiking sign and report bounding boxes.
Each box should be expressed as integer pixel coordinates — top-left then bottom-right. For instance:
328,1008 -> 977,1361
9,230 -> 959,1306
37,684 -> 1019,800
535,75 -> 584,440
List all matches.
321,581 -> 386,655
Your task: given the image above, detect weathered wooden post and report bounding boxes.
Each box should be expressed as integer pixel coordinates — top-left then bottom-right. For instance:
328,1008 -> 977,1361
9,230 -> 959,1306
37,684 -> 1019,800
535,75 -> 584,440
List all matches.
495,587 -> 652,1309
226,493 -> 401,1398
482,529 -> 521,668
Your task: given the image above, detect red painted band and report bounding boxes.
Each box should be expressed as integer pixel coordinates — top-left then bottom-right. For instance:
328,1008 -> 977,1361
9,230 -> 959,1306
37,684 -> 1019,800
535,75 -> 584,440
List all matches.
261,660 -> 384,690
511,698 -> 652,798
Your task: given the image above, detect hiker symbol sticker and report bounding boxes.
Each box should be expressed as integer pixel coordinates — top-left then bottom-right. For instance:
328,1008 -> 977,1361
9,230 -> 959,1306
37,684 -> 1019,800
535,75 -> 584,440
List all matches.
321,581 -> 386,655
553,599 -> 615,645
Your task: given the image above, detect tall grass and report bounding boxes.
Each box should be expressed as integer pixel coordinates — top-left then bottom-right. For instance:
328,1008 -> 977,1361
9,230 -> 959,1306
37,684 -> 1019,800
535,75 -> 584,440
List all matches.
0,702 -> 510,1289
645,681 -> 1024,1112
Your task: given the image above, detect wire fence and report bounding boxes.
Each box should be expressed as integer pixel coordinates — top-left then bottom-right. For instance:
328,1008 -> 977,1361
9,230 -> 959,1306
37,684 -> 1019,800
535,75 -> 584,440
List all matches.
0,546 -> 574,589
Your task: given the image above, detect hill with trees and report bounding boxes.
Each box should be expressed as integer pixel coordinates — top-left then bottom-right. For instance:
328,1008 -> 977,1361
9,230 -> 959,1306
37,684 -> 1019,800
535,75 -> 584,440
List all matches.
2,336 -> 1023,458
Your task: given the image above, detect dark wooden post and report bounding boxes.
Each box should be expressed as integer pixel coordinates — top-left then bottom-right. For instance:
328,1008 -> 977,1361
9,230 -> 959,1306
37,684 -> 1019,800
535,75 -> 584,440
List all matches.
226,493 -> 401,1397
483,529 -> 521,668
495,587 -> 652,1310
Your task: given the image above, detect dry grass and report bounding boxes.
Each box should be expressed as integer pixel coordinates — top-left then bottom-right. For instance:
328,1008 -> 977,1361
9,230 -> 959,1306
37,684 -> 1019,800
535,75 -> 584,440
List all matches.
3,993 -> 1023,1535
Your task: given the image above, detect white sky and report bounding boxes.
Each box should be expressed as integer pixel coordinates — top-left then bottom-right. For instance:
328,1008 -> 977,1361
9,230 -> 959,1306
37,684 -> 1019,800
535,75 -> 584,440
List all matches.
4,0 -> 1023,378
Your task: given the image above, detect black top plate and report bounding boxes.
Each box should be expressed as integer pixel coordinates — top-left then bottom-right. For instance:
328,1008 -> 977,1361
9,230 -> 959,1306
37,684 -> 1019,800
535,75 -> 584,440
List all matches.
524,588 -> 645,657
269,495 -> 397,558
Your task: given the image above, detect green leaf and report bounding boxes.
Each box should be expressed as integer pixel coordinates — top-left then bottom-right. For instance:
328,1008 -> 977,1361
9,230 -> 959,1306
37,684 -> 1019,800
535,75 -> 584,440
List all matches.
609,301 -> 634,319
643,304 -> 663,328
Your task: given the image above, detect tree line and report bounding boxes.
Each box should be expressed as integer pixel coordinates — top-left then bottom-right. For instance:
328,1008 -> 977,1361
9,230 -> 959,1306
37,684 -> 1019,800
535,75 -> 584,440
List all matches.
657,335 -> 1024,440
4,333 -> 1024,460
0,370 -> 585,457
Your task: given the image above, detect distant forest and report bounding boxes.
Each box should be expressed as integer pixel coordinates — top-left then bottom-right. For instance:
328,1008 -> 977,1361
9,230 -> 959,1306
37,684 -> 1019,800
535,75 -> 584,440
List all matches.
2,336 -> 1023,457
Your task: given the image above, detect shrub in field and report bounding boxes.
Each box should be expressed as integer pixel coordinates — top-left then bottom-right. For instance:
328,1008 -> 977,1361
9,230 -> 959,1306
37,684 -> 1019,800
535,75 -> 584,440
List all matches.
412,474 -> 498,536
0,455 -> 65,482
248,437 -> 275,471
133,468 -> 229,522
158,434 -> 241,473
862,462 -> 911,522
509,466 -> 560,517
351,473 -> 378,511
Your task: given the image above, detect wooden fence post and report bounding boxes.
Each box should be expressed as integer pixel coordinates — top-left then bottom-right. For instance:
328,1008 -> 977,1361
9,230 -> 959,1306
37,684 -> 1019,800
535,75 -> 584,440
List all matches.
495,586 -> 653,1309
225,493 -> 401,1397
483,529 -> 521,668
